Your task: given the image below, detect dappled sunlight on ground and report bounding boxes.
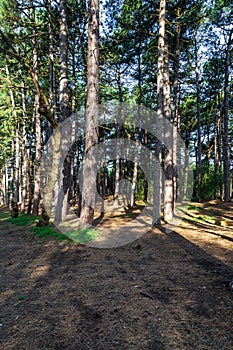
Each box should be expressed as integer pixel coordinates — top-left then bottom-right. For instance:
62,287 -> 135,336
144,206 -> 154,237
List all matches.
0,203 -> 233,349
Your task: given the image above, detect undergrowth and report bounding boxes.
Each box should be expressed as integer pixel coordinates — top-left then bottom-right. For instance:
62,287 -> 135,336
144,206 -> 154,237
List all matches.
29,226 -> 67,241
67,227 -> 100,243
7,212 -> 67,241
0,209 -> 11,221
8,214 -> 40,226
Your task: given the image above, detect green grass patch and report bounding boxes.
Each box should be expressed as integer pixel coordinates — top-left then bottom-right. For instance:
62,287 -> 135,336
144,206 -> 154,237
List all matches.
135,200 -> 146,207
8,214 -> 40,226
0,209 -> 11,221
29,226 -> 67,241
121,213 -> 131,218
187,205 -> 200,211
197,215 -> 216,222
67,227 -> 100,244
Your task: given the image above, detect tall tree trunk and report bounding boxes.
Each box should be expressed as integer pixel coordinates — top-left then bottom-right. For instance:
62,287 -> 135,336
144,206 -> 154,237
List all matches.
194,34 -> 202,202
222,29 -> 232,202
172,7 -> 181,205
183,133 -> 190,201
48,0 -> 56,121
5,163 -> 9,207
20,72 -> 29,213
130,47 -> 141,207
0,164 -> 8,206
59,0 -> 69,124
155,0 -> 173,223
15,122 -> 20,204
154,1 -> 163,225
54,0 -> 71,223
31,12 -> 42,216
214,93 -> 222,200
113,69 -> 123,207
80,0 -> 99,226
5,65 -> 20,210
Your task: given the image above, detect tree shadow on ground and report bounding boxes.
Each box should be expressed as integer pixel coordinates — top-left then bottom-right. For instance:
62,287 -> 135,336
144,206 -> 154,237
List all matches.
1,206 -> 233,349
158,224 -> 233,280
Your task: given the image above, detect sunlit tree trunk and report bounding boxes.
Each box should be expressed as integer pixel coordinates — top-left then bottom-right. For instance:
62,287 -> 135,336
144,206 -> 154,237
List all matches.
80,0 -> 99,226
130,47 -> 141,207
54,0 -> 71,223
48,0 -> 57,122
214,93 -> 222,200
155,0 -> 173,223
222,29 -> 232,202
31,13 -> 42,216
20,71 -> 28,213
113,69 -> 123,207
5,65 -> 20,212
194,34 -> 202,202
5,163 -> 9,207
183,133 -> 190,201
172,7 -> 181,205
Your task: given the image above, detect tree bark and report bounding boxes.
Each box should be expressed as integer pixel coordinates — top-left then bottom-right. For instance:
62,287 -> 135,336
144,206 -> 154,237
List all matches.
214,93 -> 222,199
222,29 -> 232,202
194,34 -> 202,202
54,0 -> 71,223
113,69 -> 123,207
130,47 -> 141,208
31,9 -> 42,216
172,7 -> 181,205
155,0 -> 173,223
20,70 -> 28,213
80,0 -> 99,226
48,0 -> 57,122
5,65 -> 20,207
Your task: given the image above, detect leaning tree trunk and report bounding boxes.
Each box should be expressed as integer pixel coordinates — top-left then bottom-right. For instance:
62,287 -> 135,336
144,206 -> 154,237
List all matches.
80,0 -> 99,226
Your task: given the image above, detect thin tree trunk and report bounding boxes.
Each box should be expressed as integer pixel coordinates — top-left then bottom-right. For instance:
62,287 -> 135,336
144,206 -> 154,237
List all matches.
5,65 -> 20,210
172,7 -> 181,205
31,12 -> 42,216
48,0 -> 56,121
54,0 -> 71,223
80,0 -> 99,226
214,93 -> 221,200
15,122 -> 20,204
59,0 -> 69,124
156,0 -> 173,223
194,34 -> 202,202
20,71 -> 27,213
183,134 -> 190,201
222,29 -> 232,202
0,165 -> 7,206
113,69 -> 123,207
130,48 -> 141,207
5,163 -> 9,206
130,126 -> 139,207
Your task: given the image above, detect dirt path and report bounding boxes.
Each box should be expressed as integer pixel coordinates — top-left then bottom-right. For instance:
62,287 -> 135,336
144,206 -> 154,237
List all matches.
0,204 -> 233,350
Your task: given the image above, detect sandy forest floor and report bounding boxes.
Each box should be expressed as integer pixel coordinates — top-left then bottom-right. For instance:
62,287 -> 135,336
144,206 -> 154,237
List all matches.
0,201 -> 233,349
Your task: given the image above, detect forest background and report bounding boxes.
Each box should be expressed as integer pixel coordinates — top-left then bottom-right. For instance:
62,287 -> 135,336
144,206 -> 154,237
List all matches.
0,0 -> 232,229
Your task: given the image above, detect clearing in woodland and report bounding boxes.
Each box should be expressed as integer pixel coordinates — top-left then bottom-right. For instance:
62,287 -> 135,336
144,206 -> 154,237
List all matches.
0,201 -> 233,350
